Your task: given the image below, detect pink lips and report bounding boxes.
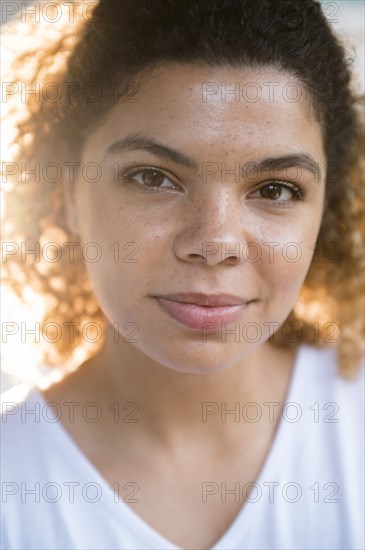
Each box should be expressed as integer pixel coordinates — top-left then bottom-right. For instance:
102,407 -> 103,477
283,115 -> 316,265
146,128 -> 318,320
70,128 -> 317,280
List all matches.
154,293 -> 251,330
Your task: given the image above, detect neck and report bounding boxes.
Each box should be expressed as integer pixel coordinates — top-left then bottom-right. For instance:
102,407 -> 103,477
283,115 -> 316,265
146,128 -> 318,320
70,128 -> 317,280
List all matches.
85,329 -> 298,449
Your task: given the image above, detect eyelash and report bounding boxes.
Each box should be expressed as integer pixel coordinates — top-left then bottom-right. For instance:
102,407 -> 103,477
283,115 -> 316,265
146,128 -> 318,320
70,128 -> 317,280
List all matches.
120,165 -> 180,192
118,165 -> 306,203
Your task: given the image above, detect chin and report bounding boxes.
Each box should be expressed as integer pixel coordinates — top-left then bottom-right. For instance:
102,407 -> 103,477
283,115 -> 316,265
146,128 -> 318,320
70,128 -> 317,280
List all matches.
146,342 -> 253,375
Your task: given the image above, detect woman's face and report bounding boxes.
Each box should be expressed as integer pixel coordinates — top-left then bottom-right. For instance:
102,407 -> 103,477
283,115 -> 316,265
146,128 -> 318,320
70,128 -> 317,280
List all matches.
73,64 -> 326,374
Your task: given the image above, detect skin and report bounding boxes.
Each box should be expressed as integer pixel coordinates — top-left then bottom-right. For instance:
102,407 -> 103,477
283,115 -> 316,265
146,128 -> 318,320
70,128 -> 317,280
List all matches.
41,64 -> 326,548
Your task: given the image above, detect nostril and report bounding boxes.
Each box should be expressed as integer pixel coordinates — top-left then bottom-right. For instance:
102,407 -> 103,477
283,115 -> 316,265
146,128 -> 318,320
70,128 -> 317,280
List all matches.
222,254 -> 240,265
189,254 -> 208,263
224,255 -> 240,265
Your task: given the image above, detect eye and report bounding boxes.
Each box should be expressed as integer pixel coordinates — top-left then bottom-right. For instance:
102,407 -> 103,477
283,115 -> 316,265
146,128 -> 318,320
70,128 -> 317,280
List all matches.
248,181 -> 304,202
119,166 -> 178,191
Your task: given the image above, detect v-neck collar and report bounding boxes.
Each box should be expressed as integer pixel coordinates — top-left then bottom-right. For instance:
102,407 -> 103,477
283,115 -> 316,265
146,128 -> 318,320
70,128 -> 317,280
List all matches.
29,344 -> 305,550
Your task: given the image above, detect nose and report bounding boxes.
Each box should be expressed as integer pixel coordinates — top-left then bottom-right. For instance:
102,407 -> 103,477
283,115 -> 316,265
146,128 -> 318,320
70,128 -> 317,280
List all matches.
173,187 -> 248,267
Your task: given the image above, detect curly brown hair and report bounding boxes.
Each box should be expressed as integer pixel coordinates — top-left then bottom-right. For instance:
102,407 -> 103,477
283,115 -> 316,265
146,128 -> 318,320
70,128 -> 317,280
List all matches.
2,0 -> 364,378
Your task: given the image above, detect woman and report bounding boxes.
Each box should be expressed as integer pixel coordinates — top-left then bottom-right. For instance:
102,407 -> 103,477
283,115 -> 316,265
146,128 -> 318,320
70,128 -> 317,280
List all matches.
1,1 -> 364,549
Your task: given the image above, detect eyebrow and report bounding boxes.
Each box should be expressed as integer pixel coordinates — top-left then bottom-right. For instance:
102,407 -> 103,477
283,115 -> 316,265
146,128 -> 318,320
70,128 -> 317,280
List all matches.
104,133 -> 197,170
254,154 -> 321,182
104,133 -> 321,181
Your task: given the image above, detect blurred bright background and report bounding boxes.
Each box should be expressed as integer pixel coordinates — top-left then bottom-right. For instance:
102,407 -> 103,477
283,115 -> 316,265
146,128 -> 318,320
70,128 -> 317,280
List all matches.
1,1 -> 364,393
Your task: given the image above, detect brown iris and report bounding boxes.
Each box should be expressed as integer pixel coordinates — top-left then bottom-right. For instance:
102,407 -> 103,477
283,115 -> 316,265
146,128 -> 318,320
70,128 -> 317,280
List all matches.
260,183 -> 283,199
141,170 -> 165,187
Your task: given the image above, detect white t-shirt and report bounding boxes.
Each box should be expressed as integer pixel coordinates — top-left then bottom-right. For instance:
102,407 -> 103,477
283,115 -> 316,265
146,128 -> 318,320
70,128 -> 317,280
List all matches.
1,343 -> 364,550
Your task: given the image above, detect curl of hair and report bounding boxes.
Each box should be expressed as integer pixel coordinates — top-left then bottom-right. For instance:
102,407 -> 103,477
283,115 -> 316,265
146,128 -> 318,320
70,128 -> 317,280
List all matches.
2,0 -> 364,377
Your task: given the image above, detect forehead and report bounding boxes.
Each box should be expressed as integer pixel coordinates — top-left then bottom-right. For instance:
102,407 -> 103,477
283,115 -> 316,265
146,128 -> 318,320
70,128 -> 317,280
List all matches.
86,64 -> 324,160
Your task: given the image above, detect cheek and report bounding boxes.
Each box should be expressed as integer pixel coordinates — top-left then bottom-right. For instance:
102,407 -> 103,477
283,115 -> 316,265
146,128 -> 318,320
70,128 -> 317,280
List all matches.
249,212 -> 321,298
76,179 -> 321,322
74,187 -> 166,318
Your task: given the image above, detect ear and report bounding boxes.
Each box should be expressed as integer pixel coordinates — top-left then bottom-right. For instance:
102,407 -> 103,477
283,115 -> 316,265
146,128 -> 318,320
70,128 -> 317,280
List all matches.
63,167 -> 79,235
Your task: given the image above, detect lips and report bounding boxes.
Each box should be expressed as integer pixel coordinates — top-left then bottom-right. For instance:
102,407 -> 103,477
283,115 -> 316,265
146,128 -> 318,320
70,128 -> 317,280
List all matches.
155,292 -> 248,307
153,293 -> 252,330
